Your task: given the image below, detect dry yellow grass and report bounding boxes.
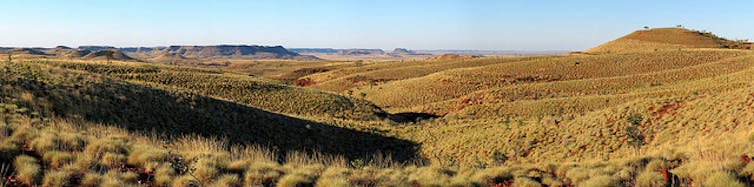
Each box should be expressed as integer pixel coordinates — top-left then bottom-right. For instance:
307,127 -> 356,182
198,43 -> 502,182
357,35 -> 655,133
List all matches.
585,27 -> 742,54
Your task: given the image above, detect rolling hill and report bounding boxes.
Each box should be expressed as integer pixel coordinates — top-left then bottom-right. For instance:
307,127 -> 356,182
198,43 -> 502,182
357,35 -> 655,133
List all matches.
2,27 -> 754,186
585,27 -> 747,54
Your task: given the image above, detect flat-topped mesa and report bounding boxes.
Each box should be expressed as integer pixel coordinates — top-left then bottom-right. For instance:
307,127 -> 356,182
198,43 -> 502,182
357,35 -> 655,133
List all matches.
584,27 -> 746,54
133,45 -> 320,61
336,49 -> 385,55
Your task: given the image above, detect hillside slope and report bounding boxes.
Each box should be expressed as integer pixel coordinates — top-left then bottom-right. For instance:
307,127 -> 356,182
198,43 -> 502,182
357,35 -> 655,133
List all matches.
44,61 -> 387,120
0,61 -> 419,161
585,28 -> 742,54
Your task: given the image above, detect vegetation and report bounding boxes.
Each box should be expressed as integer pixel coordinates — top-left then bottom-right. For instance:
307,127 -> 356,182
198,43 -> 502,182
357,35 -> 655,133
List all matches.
1,28 -> 753,186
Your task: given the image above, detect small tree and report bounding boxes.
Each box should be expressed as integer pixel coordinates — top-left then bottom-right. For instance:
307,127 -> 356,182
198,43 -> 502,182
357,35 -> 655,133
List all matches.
643,26 -> 650,30
7,51 -> 12,63
104,50 -> 115,64
625,114 -> 645,155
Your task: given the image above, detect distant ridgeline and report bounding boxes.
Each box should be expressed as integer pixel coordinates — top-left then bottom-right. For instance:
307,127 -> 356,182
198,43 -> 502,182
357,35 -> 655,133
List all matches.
289,48 -> 431,56
0,45 -> 320,62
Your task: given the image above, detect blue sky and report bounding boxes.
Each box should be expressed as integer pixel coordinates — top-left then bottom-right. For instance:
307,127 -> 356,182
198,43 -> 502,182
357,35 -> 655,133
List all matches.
0,0 -> 752,50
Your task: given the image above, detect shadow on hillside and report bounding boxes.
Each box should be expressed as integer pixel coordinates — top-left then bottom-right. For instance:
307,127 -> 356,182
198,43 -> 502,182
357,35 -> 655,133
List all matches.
391,112 -> 442,123
9,76 -> 422,162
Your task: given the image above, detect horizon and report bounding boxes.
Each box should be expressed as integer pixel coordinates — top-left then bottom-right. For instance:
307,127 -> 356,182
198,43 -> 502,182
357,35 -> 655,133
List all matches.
1,0 -> 752,51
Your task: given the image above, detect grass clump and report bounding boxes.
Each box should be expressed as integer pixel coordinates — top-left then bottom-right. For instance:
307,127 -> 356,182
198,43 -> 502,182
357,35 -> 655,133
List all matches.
80,173 -> 103,187
635,170 -> 666,187
579,175 -> 615,187
244,162 -> 285,186
42,170 -> 74,187
703,171 -> 745,187
14,155 -> 42,185
42,151 -> 76,168
209,174 -> 242,187
276,173 -> 314,187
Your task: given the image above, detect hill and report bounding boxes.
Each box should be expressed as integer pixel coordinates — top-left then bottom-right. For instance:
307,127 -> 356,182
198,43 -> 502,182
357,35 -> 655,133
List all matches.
5,48 -> 47,55
131,45 -> 320,61
43,46 -> 92,58
2,28 -> 754,186
81,49 -> 136,61
585,27 -> 745,54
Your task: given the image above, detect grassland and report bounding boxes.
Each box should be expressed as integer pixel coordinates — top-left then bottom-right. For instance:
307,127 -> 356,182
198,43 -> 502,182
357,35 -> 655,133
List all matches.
2,28 -> 754,186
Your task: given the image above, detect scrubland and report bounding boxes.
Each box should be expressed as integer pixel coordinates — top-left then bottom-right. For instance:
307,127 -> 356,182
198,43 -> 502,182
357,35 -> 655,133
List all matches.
2,28 -> 754,186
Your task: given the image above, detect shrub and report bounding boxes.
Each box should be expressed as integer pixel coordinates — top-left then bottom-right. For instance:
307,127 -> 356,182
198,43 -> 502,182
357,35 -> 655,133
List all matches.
15,155 -> 42,185
702,172 -> 744,187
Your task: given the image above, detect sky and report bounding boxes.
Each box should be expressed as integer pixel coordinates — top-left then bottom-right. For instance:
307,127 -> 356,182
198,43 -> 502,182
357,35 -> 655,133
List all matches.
0,0 -> 752,51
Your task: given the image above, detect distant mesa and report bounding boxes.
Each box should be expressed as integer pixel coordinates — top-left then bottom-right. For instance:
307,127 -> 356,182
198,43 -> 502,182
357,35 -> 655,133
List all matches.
1,45 -> 320,62
584,27 -> 749,54
289,48 -> 339,54
429,53 -> 464,60
128,45 -> 320,61
337,49 -> 385,55
82,49 -> 136,61
6,48 -> 47,55
388,48 -> 431,56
